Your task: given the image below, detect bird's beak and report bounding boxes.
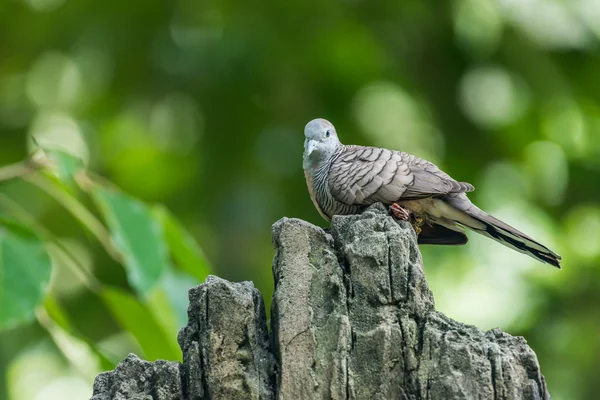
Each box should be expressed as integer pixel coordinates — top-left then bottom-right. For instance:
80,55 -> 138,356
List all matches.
306,140 -> 318,156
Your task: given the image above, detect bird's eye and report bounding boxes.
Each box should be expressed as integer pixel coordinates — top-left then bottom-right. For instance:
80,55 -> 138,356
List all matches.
325,130 -> 331,138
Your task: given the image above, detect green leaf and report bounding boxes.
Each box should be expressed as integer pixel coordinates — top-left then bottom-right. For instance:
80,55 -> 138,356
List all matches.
146,284 -> 181,338
43,296 -> 117,371
25,174 -> 119,261
159,268 -> 199,328
43,295 -> 72,332
47,150 -> 84,184
0,218 -> 52,330
153,206 -> 211,282
101,287 -> 181,362
93,189 -> 169,295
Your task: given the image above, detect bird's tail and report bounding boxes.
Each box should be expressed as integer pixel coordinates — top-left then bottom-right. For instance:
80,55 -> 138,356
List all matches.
462,207 -> 562,268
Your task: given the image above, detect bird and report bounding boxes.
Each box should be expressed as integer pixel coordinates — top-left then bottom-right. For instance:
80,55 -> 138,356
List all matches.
302,118 -> 561,268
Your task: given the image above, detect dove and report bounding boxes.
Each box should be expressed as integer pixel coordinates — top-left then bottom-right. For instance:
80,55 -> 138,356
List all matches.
302,118 -> 561,268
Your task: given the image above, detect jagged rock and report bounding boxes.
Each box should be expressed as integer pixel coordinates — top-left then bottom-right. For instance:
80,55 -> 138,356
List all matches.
270,203 -> 548,400
92,203 -> 549,400
91,354 -> 183,400
177,276 -> 275,400
271,217 -> 350,399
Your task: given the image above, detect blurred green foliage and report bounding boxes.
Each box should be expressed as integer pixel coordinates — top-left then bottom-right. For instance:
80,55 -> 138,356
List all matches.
1,0 -> 599,398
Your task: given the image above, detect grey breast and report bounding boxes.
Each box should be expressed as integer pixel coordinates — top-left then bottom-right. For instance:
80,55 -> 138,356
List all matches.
314,146 -> 363,219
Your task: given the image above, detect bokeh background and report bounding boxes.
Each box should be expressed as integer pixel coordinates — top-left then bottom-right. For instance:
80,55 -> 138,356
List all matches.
1,0 -> 599,399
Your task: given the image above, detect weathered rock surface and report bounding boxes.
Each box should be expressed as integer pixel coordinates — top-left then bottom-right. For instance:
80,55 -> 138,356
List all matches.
91,354 -> 183,400
92,203 -> 549,400
271,203 -> 548,400
177,276 -> 275,400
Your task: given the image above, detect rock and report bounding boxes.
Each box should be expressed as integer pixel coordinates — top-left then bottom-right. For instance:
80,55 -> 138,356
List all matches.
270,203 -> 549,400
271,217 -> 350,399
177,276 -> 275,400
91,354 -> 183,400
92,203 -> 549,400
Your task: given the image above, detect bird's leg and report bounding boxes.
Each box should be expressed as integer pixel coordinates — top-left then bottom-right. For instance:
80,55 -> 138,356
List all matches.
389,203 -> 410,221
390,203 -> 425,235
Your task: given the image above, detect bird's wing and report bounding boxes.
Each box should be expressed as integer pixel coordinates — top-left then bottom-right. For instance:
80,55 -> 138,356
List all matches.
328,146 -> 474,205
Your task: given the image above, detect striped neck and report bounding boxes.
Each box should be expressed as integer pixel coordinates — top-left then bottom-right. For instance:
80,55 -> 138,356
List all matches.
304,145 -> 342,179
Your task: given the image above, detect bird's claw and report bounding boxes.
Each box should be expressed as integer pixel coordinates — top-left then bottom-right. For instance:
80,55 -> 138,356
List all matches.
390,203 -> 410,221
390,204 -> 425,236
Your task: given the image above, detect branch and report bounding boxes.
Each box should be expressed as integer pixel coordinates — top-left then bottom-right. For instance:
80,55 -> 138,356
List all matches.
0,158 -> 47,182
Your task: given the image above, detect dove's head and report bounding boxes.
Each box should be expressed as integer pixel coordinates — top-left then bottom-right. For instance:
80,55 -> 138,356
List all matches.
303,118 -> 341,167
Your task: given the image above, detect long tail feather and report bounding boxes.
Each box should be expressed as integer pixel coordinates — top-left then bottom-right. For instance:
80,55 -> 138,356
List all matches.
418,195 -> 562,268
464,209 -> 562,268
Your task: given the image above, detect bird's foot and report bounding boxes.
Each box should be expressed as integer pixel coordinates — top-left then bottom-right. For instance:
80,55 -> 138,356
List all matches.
389,203 -> 410,221
390,204 -> 425,236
